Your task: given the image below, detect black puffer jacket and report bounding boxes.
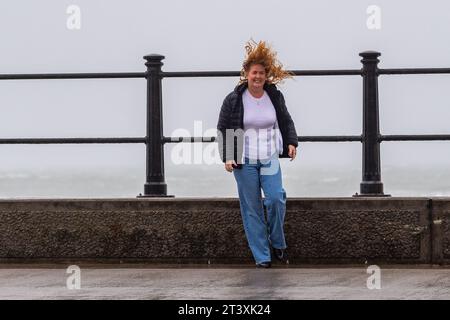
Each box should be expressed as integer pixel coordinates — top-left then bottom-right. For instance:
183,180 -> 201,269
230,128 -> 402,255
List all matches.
217,82 -> 298,167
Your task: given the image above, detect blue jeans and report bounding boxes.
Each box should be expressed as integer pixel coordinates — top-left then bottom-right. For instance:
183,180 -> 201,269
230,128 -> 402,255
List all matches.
233,155 -> 287,264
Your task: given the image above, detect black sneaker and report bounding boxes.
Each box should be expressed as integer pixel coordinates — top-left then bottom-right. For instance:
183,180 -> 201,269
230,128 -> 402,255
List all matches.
273,248 -> 289,264
255,261 -> 272,268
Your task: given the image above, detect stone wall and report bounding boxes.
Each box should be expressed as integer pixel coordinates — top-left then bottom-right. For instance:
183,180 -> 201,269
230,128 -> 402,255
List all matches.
0,197 -> 443,264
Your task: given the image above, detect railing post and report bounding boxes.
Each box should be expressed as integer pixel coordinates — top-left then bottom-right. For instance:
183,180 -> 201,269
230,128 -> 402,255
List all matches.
138,54 -> 172,197
356,51 -> 389,197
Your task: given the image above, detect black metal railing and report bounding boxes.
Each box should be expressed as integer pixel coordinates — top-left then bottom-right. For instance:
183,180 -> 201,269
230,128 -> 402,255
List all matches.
2,51 -> 450,197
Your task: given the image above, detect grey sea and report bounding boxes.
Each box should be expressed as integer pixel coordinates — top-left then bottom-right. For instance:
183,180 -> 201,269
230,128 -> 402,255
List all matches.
1,163 -> 450,198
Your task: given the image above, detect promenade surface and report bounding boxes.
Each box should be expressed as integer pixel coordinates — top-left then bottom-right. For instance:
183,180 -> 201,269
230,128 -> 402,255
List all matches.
0,264 -> 448,299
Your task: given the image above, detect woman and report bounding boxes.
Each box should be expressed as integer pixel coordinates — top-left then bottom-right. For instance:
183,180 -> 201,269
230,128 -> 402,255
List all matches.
217,40 -> 299,268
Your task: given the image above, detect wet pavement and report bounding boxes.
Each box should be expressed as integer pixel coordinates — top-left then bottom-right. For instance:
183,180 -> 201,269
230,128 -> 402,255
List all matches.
0,265 -> 448,299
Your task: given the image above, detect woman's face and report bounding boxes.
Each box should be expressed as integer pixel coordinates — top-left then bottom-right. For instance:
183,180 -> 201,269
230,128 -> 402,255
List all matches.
246,64 -> 267,91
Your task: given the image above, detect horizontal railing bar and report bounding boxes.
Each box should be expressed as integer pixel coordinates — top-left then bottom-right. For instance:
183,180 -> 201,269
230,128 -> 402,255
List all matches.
0,72 -> 146,80
290,70 -> 362,76
380,134 -> 450,141
5,135 -> 450,144
162,69 -> 362,78
163,137 -> 217,143
299,135 -> 362,142
163,136 -> 362,143
162,71 -> 240,78
0,137 -> 146,144
3,68 -> 450,80
379,68 -> 450,75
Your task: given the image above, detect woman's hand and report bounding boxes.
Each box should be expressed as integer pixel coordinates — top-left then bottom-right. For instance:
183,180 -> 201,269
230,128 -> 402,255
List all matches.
288,145 -> 297,161
225,160 -> 237,172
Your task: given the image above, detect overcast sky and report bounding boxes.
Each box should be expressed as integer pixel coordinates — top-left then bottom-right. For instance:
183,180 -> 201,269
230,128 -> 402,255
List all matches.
1,0 -> 450,173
